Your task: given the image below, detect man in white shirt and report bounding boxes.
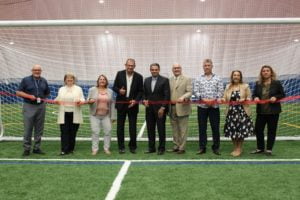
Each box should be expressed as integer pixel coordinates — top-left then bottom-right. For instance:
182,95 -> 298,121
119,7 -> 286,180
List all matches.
113,58 -> 143,154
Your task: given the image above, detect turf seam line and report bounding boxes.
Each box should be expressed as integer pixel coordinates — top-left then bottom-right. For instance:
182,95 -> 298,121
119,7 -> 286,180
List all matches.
105,160 -> 131,200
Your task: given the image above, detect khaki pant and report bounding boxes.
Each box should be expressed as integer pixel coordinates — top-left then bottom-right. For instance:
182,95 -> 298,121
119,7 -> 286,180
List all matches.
170,105 -> 189,151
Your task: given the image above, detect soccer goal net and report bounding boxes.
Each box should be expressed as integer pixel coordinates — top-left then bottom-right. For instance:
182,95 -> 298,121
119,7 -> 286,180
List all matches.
0,19 -> 299,140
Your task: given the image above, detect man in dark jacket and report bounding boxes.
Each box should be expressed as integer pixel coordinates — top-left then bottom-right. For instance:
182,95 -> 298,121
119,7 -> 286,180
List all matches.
113,58 -> 143,154
143,63 -> 170,155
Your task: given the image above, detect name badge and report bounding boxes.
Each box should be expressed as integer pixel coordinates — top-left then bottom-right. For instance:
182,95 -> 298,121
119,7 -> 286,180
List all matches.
37,98 -> 41,104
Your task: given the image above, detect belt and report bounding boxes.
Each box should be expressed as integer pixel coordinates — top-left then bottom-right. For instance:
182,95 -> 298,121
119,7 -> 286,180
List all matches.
25,101 -> 44,105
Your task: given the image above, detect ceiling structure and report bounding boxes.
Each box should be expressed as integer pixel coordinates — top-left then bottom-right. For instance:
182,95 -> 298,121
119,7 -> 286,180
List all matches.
0,0 -> 299,80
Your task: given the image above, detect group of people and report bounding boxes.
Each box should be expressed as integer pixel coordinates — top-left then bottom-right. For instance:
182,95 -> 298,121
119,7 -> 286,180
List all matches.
16,58 -> 285,157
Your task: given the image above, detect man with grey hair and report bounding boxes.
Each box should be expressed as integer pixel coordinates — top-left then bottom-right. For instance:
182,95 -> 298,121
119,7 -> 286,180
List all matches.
168,63 -> 192,154
193,59 -> 224,155
16,64 -> 50,156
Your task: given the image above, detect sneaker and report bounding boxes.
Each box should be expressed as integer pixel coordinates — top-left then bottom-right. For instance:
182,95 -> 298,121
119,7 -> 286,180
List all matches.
104,149 -> 111,155
32,149 -> 45,155
91,150 -> 98,155
22,150 -> 30,156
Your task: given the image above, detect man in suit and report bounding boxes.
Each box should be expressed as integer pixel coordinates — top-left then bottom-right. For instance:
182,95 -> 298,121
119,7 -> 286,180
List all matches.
113,58 -> 143,154
168,63 -> 192,154
143,63 -> 170,155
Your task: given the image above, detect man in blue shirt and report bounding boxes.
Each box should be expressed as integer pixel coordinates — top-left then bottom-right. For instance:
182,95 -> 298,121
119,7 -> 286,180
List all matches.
16,64 -> 50,156
193,59 -> 224,155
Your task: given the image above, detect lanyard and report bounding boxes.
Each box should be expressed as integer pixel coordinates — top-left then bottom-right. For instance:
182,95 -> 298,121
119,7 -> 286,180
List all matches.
33,78 -> 40,97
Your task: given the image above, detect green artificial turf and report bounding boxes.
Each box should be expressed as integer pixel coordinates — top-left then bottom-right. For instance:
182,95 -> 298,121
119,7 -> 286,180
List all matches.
0,141 -> 299,200
1,103 -> 299,137
0,141 -> 299,159
117,165 -> 300,200
0,164 -> 121,200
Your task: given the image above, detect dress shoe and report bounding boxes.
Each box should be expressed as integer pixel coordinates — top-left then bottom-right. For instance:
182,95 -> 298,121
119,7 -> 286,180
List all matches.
213,150 -> 221,155
130,149 -> 136,154
144,150 -> 156,154
177,150 -> 185,154
157,150 -> 165,155
250,149 -> 265,154
167,149 -> 179,153
265,150 -> 272,156
119,149 -> 125,154
22,150 -> 30,156
32,149 -> 45,155
196,149 -> 206,155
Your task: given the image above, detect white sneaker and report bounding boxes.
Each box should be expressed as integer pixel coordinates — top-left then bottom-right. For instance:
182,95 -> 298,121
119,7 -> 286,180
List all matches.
104,149 -> 111,155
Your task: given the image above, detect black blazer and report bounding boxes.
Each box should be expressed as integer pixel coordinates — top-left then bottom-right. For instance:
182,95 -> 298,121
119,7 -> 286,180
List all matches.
143,75 -> 170,113
113,70 -> 143,112
252,80 -> 285,114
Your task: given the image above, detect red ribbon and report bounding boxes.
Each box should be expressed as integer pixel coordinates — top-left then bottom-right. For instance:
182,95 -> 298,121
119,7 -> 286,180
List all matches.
1,91 -> 300,106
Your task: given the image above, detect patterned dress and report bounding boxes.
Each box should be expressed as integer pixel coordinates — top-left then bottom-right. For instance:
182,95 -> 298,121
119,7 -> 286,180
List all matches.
224,91 -> 254,139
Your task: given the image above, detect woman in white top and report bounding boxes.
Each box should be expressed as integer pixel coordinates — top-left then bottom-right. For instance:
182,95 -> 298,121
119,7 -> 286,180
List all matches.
87,74 -> 116,155
55,73 -> 85,155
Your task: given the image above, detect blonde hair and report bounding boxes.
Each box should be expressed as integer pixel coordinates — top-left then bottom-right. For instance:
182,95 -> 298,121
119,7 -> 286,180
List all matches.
258,65 -> 277,84
64,73 -> 76,84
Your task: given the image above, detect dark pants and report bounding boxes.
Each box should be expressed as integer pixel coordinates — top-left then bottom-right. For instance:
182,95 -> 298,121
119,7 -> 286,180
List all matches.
60,112 -> 80,153
146,106 -> 166,152
197,107 -> 220,151
255,114 -> 279,151
117,109 -> 138,151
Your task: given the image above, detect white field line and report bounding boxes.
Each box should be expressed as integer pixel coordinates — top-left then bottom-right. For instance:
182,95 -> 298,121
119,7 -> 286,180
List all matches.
105,161 -> 131,200
1,158 -> 300,162
137,121 -> 147,138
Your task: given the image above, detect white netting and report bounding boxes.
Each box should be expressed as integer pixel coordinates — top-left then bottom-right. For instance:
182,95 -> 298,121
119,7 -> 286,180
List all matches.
0,24 -> 299,139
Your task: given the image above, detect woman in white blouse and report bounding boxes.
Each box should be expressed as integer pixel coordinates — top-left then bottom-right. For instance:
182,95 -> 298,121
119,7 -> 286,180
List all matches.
88,74 -> 116,155
55,73 -> 85,155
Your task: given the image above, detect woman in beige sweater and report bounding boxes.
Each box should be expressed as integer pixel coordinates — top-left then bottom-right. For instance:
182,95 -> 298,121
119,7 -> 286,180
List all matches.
223,70 -> 254,157
55,73 -> 85,155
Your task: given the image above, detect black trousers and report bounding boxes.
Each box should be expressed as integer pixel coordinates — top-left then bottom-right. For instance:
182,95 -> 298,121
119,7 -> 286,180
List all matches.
146,106 -> 166,152
117,109 -> 138,151
60,112 -> 79,153
197,107 -> 220,151
255,114 -> 279,151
